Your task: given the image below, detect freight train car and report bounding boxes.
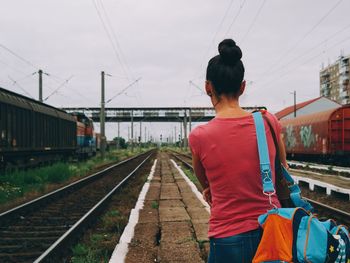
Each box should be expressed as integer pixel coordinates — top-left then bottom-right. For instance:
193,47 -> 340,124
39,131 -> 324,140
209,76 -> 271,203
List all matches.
0,87 -> 77,168
280,105 -> 350,163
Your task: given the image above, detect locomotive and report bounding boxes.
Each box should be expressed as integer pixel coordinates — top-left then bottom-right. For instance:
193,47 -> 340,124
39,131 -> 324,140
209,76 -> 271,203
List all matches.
280,105 -> 350,164
0,87 -> 97,168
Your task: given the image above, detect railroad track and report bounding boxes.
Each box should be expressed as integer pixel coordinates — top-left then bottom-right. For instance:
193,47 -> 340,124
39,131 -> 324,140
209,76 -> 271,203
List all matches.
171,151 -> 350,226
288,160 -> 350,176
0,150 -> 154,263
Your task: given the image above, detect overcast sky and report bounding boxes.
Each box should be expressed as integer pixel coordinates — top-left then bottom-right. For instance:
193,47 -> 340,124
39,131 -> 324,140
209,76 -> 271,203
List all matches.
1,0 -> 350,140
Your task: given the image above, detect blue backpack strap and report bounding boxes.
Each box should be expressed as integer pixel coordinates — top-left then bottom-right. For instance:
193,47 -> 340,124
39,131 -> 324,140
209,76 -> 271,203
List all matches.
282,167 -> 314,212
252,111 -> 275,194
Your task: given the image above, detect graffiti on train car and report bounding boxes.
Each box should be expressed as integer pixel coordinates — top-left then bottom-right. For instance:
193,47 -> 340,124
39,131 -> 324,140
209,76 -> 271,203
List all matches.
285,125 -> 297,150
300,125 -> 315,148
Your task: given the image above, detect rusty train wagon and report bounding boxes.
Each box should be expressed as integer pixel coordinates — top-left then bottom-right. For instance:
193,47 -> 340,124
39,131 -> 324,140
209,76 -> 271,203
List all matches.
280,106 -> 350,163
0,87 -> 76,168
280,105 -> 350,163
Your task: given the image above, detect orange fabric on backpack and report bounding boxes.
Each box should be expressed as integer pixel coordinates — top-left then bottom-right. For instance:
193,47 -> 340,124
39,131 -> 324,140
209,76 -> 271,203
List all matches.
253,214 -> 294,263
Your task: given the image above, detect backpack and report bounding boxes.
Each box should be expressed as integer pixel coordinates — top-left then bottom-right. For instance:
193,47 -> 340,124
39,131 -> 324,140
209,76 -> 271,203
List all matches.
252,111 -> 350,263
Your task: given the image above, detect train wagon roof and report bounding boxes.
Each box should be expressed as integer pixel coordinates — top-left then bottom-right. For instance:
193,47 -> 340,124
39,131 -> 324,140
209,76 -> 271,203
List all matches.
279,105 -> 350,126
0,87 -> 75,122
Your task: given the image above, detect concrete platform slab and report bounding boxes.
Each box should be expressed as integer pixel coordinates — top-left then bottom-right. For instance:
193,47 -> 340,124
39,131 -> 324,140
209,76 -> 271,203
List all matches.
192,222 -> 209,242
159,206 -> 190,222
159,200 -> 184,208
187,207 -> 210,222
160,185 -> 181,200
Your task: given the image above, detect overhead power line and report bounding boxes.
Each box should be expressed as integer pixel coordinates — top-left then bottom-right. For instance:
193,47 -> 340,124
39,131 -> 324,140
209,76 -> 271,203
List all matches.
259,0 -> 344,77
257,34 -> 350,90
106,77 -> 142,104
257,22 -> 350,82
225,0 -> 247,37
0,58 -> 31,75
189,80 -> 206,95
0,43 -> 38,69
192,0 -> 235,81
92,0 -> 131,80
240,0 -> 267,43
98,0 -> 134,80
44,75 -> 74,101
8,75 -> 34,98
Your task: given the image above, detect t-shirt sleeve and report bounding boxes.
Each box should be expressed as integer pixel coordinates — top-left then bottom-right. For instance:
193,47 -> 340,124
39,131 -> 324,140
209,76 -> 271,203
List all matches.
265,111 -> 282,136
188,128 -> 201,157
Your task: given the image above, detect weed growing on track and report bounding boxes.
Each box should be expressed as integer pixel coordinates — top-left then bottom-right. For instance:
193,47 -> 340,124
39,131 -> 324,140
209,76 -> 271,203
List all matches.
0,149 -> 148,206
70,158 -> 153,262
182,168 -> 202,191
151,200 -> 159,209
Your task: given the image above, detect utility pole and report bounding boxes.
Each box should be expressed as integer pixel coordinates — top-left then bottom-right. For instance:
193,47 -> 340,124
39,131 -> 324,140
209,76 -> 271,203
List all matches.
131,110 -> 134,152
116,121 -> 120,150
293,91 -> 297,118
38,69 -> 43,102
174,126 -> 177,147
139,121 -> 142,150
100,71 -> 106,159
189,108 -> 192,132
183,110 -> 188,149
180,122 -> 183,150
128,126 -> 130,141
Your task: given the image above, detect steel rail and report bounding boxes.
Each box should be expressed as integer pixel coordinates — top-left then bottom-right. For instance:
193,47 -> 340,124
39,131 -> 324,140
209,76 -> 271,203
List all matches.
172,151 -> 350,226
0,150 -> 153,262
34,152 -> 153,262
0,151 -> 150,225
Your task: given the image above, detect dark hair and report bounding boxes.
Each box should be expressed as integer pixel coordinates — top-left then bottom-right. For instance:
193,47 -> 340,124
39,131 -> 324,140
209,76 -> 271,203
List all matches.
206,39 -> 245,97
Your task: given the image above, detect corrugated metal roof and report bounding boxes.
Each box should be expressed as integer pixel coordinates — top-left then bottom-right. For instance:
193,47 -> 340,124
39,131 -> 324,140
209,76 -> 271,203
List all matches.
275,97 -> 322,120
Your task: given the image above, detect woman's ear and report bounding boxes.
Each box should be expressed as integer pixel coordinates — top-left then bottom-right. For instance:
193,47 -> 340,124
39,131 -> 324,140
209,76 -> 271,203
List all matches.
238,80 -> 246,96
205,81 -> 213,96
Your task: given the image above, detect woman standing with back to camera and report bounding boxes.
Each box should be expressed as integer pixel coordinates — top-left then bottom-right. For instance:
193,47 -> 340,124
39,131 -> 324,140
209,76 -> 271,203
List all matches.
189,39 -> 288,262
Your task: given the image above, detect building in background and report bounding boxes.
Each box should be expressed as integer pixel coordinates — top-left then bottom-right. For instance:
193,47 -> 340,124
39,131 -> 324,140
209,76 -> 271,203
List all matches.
320,55 -> 350,104
275,97 -> 340,120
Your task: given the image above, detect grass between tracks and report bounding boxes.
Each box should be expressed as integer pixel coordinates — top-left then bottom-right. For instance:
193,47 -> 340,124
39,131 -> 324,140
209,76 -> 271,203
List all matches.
70,161 -> 153,263
0,149 -> 147,208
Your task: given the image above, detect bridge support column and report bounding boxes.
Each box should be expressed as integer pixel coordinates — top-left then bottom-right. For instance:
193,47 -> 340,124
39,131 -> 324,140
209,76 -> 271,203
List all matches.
131,110 -> 134,152
183,110 -> 188,149
189,108 -> 192,132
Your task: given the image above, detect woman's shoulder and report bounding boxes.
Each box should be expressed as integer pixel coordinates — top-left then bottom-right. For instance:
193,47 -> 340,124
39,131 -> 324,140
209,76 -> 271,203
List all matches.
257,109 -> 278,122
261,110 -> 282,133
189,123 -> 207,138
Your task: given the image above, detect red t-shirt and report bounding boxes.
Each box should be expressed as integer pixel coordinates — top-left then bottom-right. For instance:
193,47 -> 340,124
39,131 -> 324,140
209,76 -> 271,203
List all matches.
189,111 -> 282,238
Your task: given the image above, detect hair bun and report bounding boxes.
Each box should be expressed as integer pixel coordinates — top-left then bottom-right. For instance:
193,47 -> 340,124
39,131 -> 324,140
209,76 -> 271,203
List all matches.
218,39 -> 242,66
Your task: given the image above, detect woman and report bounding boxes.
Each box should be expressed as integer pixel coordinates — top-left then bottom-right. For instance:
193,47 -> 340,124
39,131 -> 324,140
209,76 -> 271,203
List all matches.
188,39 -> 288,262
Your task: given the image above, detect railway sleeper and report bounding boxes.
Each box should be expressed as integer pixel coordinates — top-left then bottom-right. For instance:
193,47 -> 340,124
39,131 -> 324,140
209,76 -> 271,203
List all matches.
11,218 -> 78,226
0,251 -> 44,263
0,225 -> 70,231
0,229 -> 66,238
0,237 -> 57,249
0,242 -> 51,253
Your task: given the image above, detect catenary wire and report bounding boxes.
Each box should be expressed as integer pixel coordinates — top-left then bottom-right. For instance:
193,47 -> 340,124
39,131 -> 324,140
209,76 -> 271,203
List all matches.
44,75 -> 74,101
106,77 -> 141,104
256,34 -> 350,91
91,0 -> 130,80
258,0 -> 344,78
8,75 -> 34,98
240,0 -> 267,43
0,43 -> 38,69
256,22 -> 350,82
98,0 -> 135,80
192,0 -> 235,79
224,0 -> 247,37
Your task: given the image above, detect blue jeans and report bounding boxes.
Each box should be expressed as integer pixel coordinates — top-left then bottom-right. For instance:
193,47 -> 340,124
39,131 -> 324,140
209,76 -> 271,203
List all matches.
208,228 -> 262,263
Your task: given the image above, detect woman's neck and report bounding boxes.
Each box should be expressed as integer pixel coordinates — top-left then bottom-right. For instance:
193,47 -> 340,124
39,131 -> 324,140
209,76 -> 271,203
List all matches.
213,96 -> 250,118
